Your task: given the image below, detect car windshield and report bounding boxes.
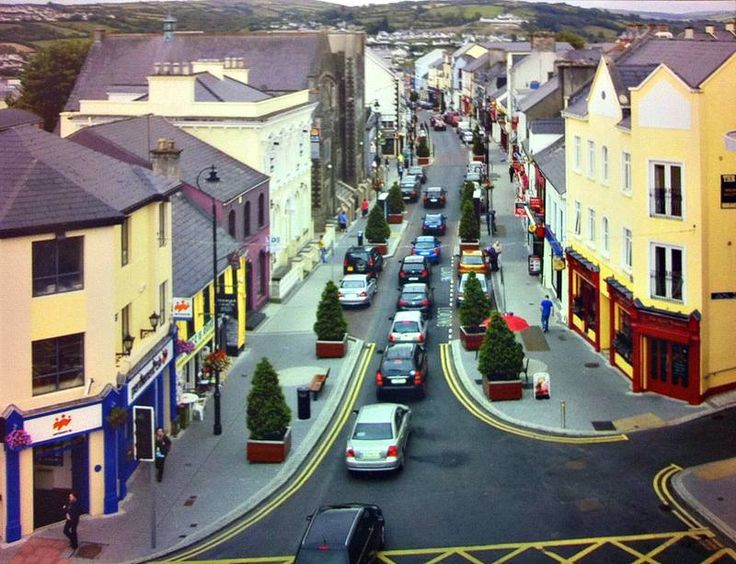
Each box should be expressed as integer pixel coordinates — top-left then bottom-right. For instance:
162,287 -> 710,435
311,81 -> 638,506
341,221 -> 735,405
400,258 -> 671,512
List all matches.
352,422 -> 393,440
341,280 -> 365,289
393,321 -> 420,333
463,255 -> 483,265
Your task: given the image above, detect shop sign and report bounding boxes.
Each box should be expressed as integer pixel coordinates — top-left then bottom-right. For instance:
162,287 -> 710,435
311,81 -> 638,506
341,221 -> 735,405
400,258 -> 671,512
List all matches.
127,340 -> 174,404
721,175 -> 736,208
552,257 -> 567,271
529,197 -> 542,211
172,297 -> 193,320
528,254 -> 541,276
25,403 -> 102,444
216,293 -> 238,317
514,201 -> 526,217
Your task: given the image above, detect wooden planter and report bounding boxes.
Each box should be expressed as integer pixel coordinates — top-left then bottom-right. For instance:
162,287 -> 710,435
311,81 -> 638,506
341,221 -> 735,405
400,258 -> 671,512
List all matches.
316,333 -> 348,358
417,156 -> 430,165
472,154 -> 485,162
388,213 -> 404,224
482,377 -> 523,401
368,241 -> 388,255
247,427 -> 292,463
460,240 -> 480,252
460,326 -> 486,351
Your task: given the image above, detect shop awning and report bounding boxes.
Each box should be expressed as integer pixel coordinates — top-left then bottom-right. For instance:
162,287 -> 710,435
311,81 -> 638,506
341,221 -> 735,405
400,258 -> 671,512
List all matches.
544,227 -> 564,257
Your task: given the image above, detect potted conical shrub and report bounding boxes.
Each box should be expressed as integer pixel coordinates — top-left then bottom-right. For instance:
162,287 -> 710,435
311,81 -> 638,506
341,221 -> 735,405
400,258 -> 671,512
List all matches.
365,204 -> 391,255
246,358 -> 293,462
478,313 -> 525,401
416,136 -> 430,165
314,280 -> 349,358
459,273 -> 490,351
387,181 -> 405,224
472,125 -> 485,162
459,199 -> 480,251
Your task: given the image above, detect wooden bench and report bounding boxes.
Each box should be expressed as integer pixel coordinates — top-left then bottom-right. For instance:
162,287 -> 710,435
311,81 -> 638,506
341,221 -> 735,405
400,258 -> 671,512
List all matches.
309,368 -> 330,400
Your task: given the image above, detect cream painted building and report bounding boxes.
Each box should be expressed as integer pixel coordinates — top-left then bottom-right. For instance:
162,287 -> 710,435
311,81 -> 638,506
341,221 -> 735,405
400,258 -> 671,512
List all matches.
563,38 -> 736,404
0,123 -> 179,541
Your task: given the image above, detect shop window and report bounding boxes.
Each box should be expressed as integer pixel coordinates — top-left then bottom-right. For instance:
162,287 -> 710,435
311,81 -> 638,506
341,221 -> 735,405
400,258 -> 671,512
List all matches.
32,333 -> 84,395
612,309 -> 632,363
32,236 -> 84,297
649,338 -> 689,388
572,277 -> 597,329
651,244 -> 683,301
650,162 -> 683,218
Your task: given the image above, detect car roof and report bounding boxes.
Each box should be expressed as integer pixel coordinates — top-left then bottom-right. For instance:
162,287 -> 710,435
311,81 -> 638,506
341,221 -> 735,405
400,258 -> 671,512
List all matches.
393,311 -> 423,322
402,255 -> 425,263
356,402 -> 406,423
401,283 -> 428,292
346,246 -> 375,253
342,274 -> 369,281
426,186 -> 444,191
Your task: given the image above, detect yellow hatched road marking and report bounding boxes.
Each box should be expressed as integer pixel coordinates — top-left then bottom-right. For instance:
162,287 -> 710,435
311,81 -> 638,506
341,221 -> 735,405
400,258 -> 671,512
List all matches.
165,343 -> 376,562
703,547 -> 736,562
439,344 -> 628,444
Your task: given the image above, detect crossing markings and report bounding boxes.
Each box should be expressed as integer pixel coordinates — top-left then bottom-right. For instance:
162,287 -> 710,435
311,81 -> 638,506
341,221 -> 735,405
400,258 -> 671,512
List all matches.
436,307 -> 453,328
167,343 -> 376,562
440,266 -> 454,282
439,343 -> 629,444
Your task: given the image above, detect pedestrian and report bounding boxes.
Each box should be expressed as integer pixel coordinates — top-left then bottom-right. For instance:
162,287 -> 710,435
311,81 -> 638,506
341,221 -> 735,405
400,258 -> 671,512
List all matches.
508,164 -> 515,182
384,157 -> 389,168
361,197 -> 369,218
63,490 -> 80,551
487,245 -> 499,272
154,428 -> 172,482
318,235 -> 327,263
338,210 -> 348,232
485,210 -> 492,236
398,165 -> 403,180
540,294 -> 554,333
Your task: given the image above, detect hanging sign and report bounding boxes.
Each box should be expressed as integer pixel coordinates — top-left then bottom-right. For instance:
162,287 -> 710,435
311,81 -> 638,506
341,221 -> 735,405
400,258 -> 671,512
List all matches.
172,297 -> 193,319
721,174 -> 736,208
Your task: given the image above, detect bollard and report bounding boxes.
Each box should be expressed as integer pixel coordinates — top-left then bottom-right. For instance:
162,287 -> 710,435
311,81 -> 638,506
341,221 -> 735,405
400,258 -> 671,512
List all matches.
560,400 -> 566,429
357,230 -> 364,246
297,386 -> 311,420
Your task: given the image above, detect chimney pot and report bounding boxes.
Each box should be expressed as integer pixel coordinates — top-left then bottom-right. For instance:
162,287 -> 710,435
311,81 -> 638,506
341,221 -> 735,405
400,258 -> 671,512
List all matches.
150,138 -> 182,180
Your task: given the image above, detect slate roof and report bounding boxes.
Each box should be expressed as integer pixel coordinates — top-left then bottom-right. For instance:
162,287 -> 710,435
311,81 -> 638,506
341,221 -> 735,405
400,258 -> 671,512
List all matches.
66,32 -> 326,111
533,137 -> 566,195
194,73 -> 271,102
563,84 -> 590,118
464,53 -> 490,72
0,108 -> 42,131
482,41 -> 573,53
529,118 -> 564,135
0,125 -> 178,238
518,76 -> 559,112
68,115 -> 268,202
171,191 -> 239,297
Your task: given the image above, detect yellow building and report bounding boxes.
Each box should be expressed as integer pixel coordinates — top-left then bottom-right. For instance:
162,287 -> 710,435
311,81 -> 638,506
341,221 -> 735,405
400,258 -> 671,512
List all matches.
563,38 -> 736,404
0,124 -> 179,541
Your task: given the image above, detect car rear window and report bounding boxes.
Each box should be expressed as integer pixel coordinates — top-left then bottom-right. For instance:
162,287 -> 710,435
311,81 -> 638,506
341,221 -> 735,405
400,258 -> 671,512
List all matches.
401,290 -> 425,299
341,280 -> 365,289
463,255 -> 483,265
347,252 -> 368,260
393,321 -> 420,333
384,345 -> 413,360
402,264 -> 424,272
353,422 -> 393,440
415,241 -> 435,249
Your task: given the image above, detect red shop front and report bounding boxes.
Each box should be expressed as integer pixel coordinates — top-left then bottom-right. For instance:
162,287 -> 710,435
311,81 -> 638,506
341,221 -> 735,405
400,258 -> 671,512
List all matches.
566,249 -> 600,351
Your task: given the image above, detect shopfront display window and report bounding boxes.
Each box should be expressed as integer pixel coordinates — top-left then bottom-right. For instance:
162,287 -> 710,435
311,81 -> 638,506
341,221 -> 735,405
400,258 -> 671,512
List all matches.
573,278 -> 597,329
649,338 -> 689,389
613,310 -> 632,364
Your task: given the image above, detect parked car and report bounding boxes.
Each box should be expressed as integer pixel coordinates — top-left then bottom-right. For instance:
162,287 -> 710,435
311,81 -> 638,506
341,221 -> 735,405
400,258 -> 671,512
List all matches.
444,111 -> 459,127
464,171 -> 482,184
432,119 -> 447,131
396,283 -> 434,318
338,274 -> 377,307
423,186 -> 447,208
398,255 -> 431,285
461,130 -> 474,144
388,311 -> 428,344
421,213 -> 447,236
400,174 -> 420,202
457,121 -> 471,137
411,235 -> 441,264
294,503 -> 385,563
456,272 -> 489,306
345,403 -> 411,473
407,165 -> 427,184
376,342 -> 428,399
344,246 -> 384,278
467,162 -> 485,176
457,249 -> 489,277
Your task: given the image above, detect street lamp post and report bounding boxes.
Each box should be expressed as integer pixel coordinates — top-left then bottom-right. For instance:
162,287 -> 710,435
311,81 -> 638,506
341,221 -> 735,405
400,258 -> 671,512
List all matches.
195,165 -> 223,436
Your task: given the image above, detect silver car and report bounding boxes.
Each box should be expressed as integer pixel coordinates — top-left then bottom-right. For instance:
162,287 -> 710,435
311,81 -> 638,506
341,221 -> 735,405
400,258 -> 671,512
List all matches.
345,403 -> 411,473
338,274 -> 377,307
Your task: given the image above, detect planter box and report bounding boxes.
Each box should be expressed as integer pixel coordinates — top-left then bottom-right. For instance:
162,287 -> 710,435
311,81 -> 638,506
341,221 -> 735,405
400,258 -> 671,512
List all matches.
417,156 -> 430,165
368,242 -> 388,255
388,213 -> 404,224
316,333 -> 348,358
247,427 -> 292,463
472,154 -> 485,162
482,378 -> 523,401
460,240 -> 480,252
460,326 -> 486,351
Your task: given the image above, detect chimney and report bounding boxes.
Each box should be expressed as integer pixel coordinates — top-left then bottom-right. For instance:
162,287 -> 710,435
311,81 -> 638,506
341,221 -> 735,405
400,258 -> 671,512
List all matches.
684,26 -> 694,39
150,138 -> 182,179
163,14 -> 177,42
93,28 -> 105,43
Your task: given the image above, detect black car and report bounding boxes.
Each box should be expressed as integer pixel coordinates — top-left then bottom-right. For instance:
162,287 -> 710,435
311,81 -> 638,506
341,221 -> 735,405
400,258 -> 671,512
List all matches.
376,342 -> 428,399
399,175 -> 420,202
421,213 -> 447,236
396,283 -> 434,318
423,187 -> 447,208
407,165 -> 427,184
343,246 -> 384,278
295,504 -> 385,563
398,255 -> 431,285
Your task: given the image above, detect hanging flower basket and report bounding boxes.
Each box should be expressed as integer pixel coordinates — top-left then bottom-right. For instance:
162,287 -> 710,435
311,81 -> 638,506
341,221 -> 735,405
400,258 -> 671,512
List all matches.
202,349 -> 231,376
176,339 -> 196,356
6,428 -> 32,451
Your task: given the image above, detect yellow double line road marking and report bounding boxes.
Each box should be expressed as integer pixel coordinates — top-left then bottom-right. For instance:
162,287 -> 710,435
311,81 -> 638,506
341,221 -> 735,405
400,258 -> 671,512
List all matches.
653,464 -> 707,531
439,343 -> 628,444
168,343 -> 376,562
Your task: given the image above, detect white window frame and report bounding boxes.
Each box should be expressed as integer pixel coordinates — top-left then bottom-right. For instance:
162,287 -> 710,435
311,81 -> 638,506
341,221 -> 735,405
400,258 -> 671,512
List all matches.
649,161 -> 683,219
601,146 -> 609,184
587,140 -> 595,178
587,208 -> 596,248
622,227 -> 633,272
621,151 -> 632,194
574,201 -> 581,237
650,243 -> 684,302
574,136 -> 581,172
601,217 -> 609,256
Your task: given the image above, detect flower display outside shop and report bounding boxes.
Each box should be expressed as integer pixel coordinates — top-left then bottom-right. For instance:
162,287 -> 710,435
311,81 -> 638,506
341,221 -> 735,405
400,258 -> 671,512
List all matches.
202,349 -> 231,375
176,339 -> 196,356
6,428 -> 32,450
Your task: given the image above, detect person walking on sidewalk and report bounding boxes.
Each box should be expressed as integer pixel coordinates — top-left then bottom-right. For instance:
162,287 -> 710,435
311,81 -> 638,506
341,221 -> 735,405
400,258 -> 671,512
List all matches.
155,428 -> 172,482
508,164 -> 515,182
540,295 -> 554,333
338,210 -> 348,232
63,490 -> 80,551
318,235 -> 327,263
361,198 -> 369,217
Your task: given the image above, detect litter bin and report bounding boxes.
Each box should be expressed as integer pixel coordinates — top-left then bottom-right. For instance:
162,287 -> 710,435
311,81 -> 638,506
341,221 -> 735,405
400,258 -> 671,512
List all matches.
297,386 -> 311,420
357,230 -> 364,246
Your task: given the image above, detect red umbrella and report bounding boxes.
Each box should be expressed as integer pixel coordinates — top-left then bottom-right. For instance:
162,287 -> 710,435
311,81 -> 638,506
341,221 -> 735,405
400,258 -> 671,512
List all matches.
482,313 -> 530,332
